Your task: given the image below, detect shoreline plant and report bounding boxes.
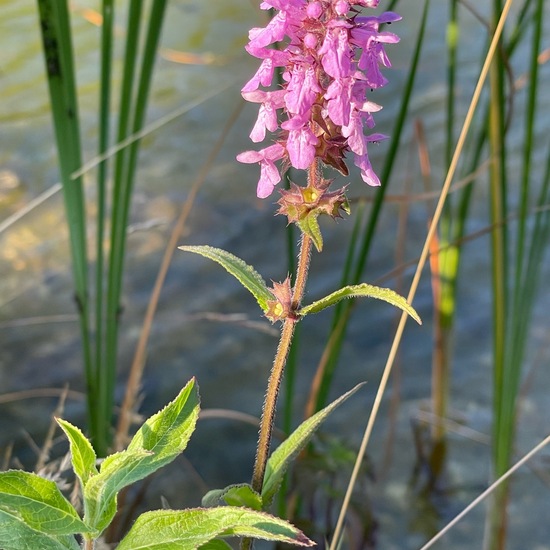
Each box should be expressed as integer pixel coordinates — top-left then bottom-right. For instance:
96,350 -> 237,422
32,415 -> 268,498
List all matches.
0,1 -> 420,548
2,0 -> 550,548
182,1 -> 420,548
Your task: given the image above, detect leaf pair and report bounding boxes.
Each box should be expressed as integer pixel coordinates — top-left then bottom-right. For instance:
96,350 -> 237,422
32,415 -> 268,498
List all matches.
180,245 -> 421,324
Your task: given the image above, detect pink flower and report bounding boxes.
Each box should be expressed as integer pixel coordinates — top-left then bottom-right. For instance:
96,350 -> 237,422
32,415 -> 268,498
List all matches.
237,1 -> 400,198
282,117 -> 318,169
237,144 -> 285,198
285,66 -> 321,117
319,24 -> 353,78
242,90 -> 286,142
325,77 -> 354,126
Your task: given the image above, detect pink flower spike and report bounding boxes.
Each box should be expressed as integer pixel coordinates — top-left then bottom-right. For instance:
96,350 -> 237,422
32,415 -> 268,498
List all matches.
237,144 -> 285,198
354,0 -> 380,7
366,132 -> 389,143
248,11 -> 288,49
261,0 -> 305,10
239,0 -> 400,197
335,1 -> 350,16
306,1 -> 322,18
342,111 -> 367,155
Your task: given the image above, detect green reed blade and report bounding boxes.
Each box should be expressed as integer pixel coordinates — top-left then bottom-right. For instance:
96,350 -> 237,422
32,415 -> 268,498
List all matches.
313,0 -> 430,412
511,139 -> 550,370
428,0 -> 460,446
488,0 -> 510,479
94,0 -> 145,456
36,0 -> 94,428
101,0 -> 168,455
485,1 -> 542,548
92,0 -> 114,446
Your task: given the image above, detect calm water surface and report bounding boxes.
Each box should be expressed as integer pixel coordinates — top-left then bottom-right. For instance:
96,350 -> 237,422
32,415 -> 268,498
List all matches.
1,1 -> 550,548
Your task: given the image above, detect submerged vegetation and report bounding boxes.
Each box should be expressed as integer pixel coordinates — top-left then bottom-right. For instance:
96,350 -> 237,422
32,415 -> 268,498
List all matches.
0,0 -> 549,548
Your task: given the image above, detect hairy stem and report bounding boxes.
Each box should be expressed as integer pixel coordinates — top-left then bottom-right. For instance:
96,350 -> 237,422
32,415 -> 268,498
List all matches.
250,161 -> 318,495
251,233 -> 312,493
241,164 -> 319,550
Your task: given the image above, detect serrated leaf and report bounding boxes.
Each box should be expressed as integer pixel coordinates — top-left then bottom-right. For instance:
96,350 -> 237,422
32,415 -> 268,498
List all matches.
56,419 -> 97,487
201,489 -> 225,508
298,283 -> 421,324
83,379 -> 200,534
262,384 -> 364,506
84,449 -> 152,534
179,245 -> 273,312
116,507 -> 314,550
0,508 -> 80,550
202,484 -> 262,511
296,212 -> 323,252
0,471 -> 87,536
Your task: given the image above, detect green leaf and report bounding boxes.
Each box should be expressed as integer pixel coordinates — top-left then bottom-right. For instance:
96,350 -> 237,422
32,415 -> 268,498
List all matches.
296,212 -> 323,252
56,419 -> 97,487
262,383 -> 364,506
83,379 -> 200,534
116,507 -> 314,550
298,283 -> 422,324
179,245 -> 273,312
0,471 -> 87,536
0,508 -> 80,550
202,484 -> 262,511
198,539 -> 233,550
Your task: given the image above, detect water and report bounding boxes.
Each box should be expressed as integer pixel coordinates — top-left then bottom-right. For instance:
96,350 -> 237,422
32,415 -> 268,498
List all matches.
1,1 -> 550,548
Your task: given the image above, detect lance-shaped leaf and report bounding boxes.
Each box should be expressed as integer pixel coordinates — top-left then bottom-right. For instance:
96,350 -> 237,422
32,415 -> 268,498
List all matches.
116,507 -> 314,550
179,245 -> 273,312
202,484 -> 262,511
298,283 -> 421,324
0,508 -> 80,550
0,471 -> 87,536
83,378 -> 200,534
56,419 -> 97,487
262,383 -> 364,506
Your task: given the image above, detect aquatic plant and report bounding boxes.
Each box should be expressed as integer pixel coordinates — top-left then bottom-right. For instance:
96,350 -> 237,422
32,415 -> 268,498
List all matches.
35,0 -> 169,456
